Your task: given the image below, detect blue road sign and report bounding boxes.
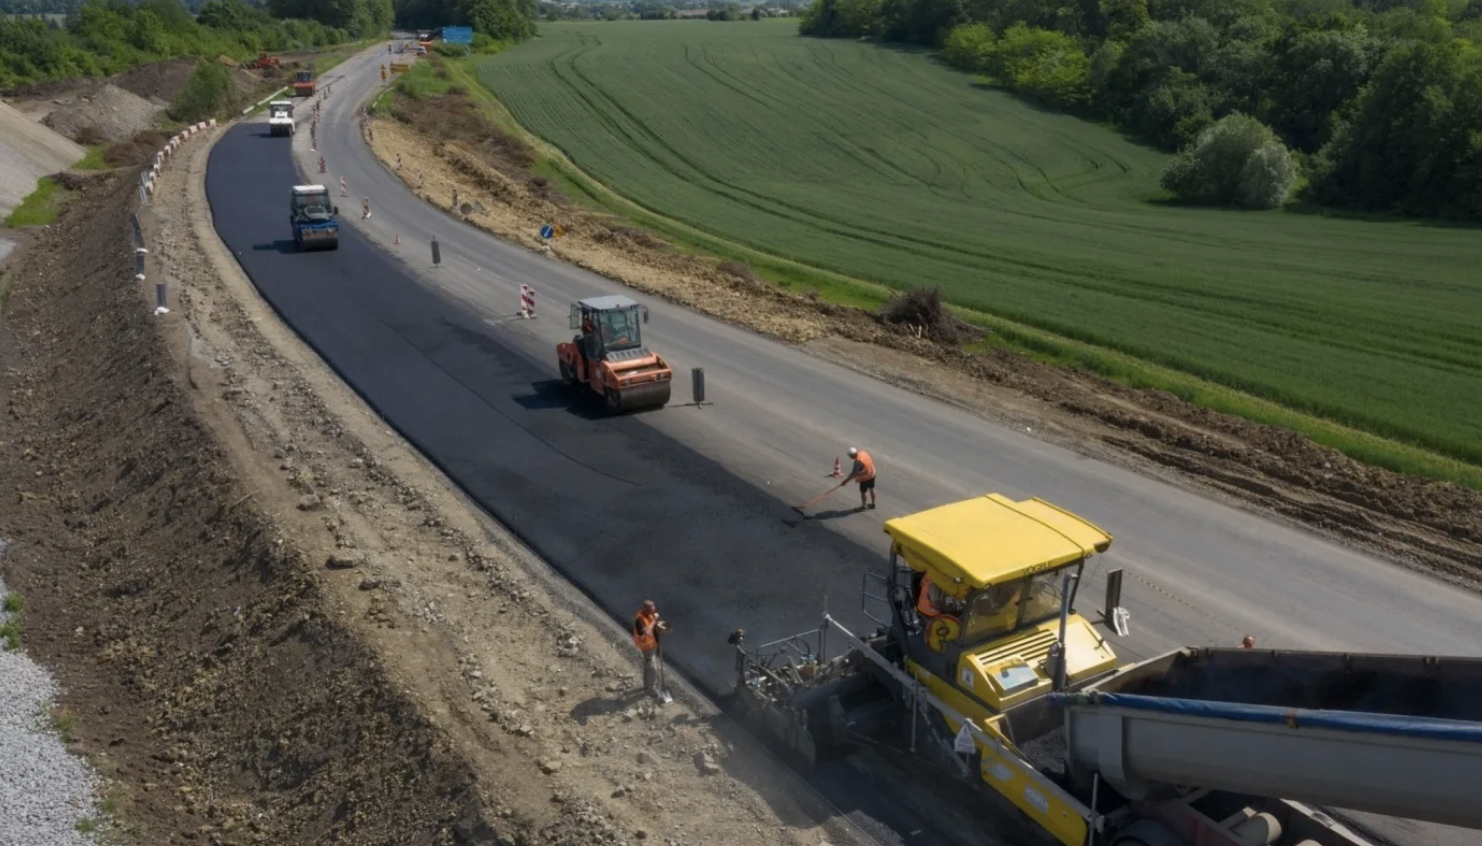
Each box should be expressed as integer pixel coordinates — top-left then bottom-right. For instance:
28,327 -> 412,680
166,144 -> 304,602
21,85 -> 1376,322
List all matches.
442,26 -> 473,45
540,224 -> 554,239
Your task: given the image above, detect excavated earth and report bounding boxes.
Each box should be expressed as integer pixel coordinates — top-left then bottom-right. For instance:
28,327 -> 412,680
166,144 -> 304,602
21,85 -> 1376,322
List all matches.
0,171 -> 487,846
367,88 -> 1482,593
0,128 -> 869,846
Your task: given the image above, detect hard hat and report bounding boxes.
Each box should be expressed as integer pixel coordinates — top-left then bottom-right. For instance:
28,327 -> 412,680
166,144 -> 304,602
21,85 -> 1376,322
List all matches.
848,447 -> 858,456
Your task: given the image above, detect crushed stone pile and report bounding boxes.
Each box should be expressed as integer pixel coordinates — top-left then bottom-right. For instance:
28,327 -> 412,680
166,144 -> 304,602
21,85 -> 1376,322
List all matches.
0,100 -> 84,218
42,83 -> 162,144
0,558 -> 106,846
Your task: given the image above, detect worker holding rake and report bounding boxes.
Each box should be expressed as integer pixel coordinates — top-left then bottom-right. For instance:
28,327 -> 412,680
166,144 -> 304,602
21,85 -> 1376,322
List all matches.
842,446 -> 877,511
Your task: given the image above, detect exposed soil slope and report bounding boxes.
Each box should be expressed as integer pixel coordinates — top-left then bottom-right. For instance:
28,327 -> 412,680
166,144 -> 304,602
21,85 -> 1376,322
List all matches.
0,170 -> 489,846
366,87 -> 1482,591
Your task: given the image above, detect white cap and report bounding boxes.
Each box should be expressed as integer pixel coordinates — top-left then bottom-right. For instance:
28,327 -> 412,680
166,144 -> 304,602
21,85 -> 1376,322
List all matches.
847,447 -> 858,456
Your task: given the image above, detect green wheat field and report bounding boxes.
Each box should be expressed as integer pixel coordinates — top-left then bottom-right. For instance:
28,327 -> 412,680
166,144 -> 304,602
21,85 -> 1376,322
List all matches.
474,20 -> 1482,464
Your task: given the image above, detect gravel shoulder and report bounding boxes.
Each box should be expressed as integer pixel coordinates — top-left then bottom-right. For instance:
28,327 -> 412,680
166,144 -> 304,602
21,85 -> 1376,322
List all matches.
0,108 -> 877,846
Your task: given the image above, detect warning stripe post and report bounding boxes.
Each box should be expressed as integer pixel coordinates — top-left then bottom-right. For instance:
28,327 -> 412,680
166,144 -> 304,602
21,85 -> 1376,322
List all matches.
520,284 -> 536,319
340,177 -> 348,197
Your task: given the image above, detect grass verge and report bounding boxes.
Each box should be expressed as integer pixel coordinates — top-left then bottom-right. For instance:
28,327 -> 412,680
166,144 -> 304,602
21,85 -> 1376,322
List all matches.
434,56 -> 1482,491
74,146 -> 111,171
4,177 -> 72,228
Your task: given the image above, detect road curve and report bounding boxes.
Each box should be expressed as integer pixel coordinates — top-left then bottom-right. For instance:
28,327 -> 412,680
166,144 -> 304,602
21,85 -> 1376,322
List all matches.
204,45 -> 1482,846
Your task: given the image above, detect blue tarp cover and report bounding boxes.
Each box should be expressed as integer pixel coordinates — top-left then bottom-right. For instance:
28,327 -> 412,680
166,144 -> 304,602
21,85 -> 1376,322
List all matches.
1052,692 -> 1482,744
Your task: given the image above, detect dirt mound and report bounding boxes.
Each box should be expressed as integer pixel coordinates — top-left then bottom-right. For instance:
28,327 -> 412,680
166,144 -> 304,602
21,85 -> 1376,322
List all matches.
232,67 -> 265,100
109,58 -> 200,105
42,83 -> 163,144
0,173 -> 492,846
0,99 -> 85,218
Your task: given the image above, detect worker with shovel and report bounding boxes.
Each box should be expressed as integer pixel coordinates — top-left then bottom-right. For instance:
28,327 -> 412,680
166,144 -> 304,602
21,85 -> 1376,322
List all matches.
632,600 -> 672,702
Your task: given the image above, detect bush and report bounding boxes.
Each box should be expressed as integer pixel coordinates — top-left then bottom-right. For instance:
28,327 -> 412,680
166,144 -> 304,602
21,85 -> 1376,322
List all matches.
169,59 -> 236,123
941,23 -> 996,73
1160,113 -> 1296,210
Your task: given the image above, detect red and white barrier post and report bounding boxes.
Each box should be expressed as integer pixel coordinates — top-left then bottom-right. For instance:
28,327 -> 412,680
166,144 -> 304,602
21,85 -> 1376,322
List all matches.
520,284 -> 536,319
318,157 -> 326,173
340,177 -> 348,197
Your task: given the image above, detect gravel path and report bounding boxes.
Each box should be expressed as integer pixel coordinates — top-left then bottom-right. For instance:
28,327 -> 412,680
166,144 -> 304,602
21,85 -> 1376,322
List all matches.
0,541 -> 105,846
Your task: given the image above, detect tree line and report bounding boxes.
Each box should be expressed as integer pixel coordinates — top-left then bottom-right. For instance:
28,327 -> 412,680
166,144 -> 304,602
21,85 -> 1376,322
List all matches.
798,0 -> 1482,219
0,0 -> 354,90
392,0 -> 538,41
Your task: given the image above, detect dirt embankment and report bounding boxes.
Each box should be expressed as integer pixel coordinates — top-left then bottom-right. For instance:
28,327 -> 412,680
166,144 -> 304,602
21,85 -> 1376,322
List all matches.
0,112 -> 870,846
0,171 -> 488,844
367,77 -> 1482,590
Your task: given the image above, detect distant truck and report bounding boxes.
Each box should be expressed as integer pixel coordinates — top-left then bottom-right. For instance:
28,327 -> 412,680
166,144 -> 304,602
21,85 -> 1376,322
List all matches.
267,100 -> 295,137
290,185 -> 339,251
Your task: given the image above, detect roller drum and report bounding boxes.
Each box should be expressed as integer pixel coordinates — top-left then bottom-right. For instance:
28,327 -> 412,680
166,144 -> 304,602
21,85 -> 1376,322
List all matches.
612,379 -> 670,412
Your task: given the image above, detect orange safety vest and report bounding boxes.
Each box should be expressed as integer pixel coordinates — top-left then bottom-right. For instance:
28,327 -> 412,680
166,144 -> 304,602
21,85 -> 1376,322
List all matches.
916,576 -> 941,618
632,610 -> 658,652
853,450 -> 876,482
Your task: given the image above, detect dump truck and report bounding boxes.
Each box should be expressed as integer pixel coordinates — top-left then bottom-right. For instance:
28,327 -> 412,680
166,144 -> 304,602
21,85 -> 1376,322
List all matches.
292,68 -> 316,97
557,295 -> 673,413
289,184 -> 338,251
267,100 -> 295,137
728,493 -> 1482,846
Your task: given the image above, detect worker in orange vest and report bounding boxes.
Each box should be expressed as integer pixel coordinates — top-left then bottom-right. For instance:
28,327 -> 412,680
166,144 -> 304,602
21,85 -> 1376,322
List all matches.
632,600 -> 669,698
839,446 -> 877,510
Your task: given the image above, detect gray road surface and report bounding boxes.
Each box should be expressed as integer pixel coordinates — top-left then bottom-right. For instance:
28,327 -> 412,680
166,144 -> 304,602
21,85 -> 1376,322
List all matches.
203,46 -> 1482,846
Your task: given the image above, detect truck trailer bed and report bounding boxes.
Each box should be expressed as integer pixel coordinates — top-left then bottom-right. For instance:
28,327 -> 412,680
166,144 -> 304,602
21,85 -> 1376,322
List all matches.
1054,648 -> 1482,830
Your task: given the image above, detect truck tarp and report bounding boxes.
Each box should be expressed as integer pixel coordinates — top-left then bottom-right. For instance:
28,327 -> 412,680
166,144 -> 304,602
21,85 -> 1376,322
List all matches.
1055,692 -> 1482,744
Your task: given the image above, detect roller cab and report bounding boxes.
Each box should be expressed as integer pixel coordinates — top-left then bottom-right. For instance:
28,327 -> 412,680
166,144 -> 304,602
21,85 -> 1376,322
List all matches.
557,295 -> 673,413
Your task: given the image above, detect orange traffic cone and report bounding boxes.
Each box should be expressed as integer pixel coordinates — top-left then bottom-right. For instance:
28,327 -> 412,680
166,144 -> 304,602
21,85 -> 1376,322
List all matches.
830,457 -> 842,477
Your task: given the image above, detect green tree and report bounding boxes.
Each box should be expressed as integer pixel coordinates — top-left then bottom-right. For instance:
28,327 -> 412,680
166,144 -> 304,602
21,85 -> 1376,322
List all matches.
942,20 -> 997,70
1161,112 -> 1296,208
169,58 -> 235,121
1263,26 -> 1375,151
1099,0 -> 1146,40
990,22 -> 1090,105
1311,38 -> 1482,218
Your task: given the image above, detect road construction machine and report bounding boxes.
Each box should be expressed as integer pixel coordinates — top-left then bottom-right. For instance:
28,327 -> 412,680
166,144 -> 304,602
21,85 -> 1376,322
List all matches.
245,52 -> 281,71
292,67 -> 316,97
557,295 -> 673,413
290,184 -> 339,251
267,99 -> 295,137
729,493 -> 1482,846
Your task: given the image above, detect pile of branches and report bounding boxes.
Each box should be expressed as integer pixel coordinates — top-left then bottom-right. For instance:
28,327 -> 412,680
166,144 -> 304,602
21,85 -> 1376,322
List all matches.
880,286 -> 980,345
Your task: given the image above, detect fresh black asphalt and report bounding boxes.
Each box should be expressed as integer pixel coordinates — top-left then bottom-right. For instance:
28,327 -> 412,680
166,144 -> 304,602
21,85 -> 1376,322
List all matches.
205,124 -> 1011,846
